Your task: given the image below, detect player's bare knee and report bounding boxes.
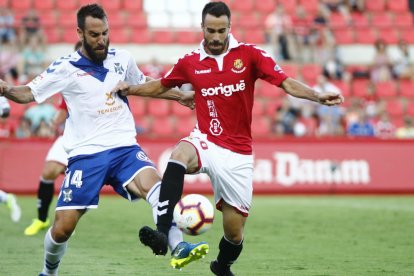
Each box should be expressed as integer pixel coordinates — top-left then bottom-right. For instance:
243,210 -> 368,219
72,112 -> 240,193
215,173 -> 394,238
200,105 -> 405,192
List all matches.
225,233 -> 243,244
51,226 -> 73,243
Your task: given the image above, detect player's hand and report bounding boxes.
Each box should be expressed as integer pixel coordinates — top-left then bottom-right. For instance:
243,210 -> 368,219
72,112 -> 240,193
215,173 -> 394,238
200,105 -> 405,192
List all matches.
317,92 -> 344,106
111,81 -> 129,96
0,79 -> 9,96
179,90 -> 195,110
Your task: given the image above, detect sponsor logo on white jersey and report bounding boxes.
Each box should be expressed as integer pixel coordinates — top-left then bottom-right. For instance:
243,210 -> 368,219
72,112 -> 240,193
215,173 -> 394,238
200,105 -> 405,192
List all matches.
201,80 -> 246,97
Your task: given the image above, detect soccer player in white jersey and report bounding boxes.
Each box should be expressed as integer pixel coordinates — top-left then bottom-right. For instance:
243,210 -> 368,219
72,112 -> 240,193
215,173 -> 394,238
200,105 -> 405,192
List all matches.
0,96 -> 21,223
112,2 -> 344,275
0,4 -> 207,275
25,42 -> 82,237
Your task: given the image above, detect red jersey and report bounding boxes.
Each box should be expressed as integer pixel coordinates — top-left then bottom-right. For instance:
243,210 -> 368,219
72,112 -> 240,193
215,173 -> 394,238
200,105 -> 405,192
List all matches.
161,35 -> 288,154
58,96 -> 68,111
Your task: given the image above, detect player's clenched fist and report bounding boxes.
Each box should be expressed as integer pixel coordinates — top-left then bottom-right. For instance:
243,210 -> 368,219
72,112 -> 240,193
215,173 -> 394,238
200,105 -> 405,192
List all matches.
317,92 -> 345,106
111,81 -> 129,96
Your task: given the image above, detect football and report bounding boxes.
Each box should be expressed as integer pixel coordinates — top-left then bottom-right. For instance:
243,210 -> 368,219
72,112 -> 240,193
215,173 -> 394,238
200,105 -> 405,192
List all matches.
173,194 -> 215,235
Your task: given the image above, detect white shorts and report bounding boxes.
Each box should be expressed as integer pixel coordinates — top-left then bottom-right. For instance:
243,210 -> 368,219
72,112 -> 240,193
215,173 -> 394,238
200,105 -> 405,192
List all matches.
45,136 -> 69,166
181,129 -> 254,216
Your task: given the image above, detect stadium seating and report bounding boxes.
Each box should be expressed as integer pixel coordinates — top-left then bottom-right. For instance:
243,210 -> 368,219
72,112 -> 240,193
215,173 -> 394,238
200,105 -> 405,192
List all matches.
385,99 -> 405,117
151,117 -> 175,136
128,98 -> 147,117
171,102 -> 193,117
374,81 -> 398,98
101,0 -> 122,12
252,99 -> 265,116
399,81 -> 414,98
387,0 -> 409,12
393,12 -> 413,28
254,0 -> 275,14
147,99 -> 170,117
299,0 -> 319,15
123,0 -> 143,11
175,116 -> 196,136
333,28 -> 355,44
11,0 -> 32,11
55,0 -> 77,12
4,0 -> 414,139
34,0 -> 54,11
365,0 -> 387,12
251,117 -> 271,137
354,28 -> 378,44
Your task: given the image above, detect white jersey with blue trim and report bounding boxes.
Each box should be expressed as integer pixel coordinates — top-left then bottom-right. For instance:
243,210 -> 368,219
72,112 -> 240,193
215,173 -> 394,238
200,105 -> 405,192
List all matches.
28,48 -> 145,157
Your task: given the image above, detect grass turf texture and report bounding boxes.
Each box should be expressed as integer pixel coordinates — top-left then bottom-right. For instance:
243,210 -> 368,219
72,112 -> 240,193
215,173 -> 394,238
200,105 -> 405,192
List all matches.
1,195 -> 413,275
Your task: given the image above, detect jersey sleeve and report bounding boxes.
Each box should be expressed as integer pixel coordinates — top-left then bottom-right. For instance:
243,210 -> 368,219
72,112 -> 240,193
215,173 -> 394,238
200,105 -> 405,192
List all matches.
160,58 -> 187,88
251,45 -> 288,87
125,54 -> 146,85
27,59 -> 70,103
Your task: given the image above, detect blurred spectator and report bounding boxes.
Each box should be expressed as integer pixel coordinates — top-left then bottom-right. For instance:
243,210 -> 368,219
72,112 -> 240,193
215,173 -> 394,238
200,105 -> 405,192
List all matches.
18,35 -> 47,82
370,39 -> 392,83
0,117 -> 12,138
375,112 -> 395,139
265,5 -> 294,61
0,7 -> 16,43
291,5 -> 318,63
322,45 -> 350,81
313,4 -> 330,26
360,82 -> 382,119
313,27 -> 339,68
271,97 -> 300,135
395,116 -> 414,138
320,0 -> 352,24
345,0 -> 365,12
140,58 -> 165,79
347,110 -> 375,137
34,119 -> 55,138
313,75 -> 345,136
23,101 -> 56,133
410,0 -> 414,15
0,37 -> 20,83
18,9 -> 46,47
15,117 -> 32,139
392,40 -> 414,80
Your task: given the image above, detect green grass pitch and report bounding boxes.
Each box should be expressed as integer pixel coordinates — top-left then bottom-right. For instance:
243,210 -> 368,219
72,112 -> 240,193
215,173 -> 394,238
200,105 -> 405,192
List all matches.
1,195 -> 414,275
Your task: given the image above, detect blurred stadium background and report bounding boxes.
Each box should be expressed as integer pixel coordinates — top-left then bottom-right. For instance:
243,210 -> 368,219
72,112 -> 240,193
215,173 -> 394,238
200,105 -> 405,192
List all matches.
1,2 -> 414,274
1,0 -> 414,194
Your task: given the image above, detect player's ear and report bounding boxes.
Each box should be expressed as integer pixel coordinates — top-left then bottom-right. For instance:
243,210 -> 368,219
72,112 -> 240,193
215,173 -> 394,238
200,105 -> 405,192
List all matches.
77,27 -> 83,41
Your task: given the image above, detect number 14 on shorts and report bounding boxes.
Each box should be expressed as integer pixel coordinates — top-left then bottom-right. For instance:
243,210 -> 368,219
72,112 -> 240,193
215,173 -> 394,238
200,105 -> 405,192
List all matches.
64,170 -> 83,188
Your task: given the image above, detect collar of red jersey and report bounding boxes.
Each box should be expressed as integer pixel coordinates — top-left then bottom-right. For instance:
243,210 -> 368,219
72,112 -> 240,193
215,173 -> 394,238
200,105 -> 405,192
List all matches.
199,34 -> 239,61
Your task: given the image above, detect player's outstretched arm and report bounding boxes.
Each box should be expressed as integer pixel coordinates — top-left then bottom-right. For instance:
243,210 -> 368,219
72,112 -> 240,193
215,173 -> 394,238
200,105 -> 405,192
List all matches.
111,80 -> 194,109
281,77 -> 344,106
0,80 -> 35,104
112,79 -> 168,97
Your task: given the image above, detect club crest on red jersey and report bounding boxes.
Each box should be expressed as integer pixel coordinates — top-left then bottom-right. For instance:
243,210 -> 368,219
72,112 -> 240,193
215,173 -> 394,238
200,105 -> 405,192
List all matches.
231,59 -> 246,73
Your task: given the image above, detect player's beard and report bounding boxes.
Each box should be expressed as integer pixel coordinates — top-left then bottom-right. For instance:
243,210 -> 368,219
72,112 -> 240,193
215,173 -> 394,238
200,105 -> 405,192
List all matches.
83,36 -> 109,63
205,35 -> 229,55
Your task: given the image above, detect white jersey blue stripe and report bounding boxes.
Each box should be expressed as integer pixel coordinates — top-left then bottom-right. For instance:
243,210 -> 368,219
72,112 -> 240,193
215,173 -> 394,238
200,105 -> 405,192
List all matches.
28,49 -> 145,157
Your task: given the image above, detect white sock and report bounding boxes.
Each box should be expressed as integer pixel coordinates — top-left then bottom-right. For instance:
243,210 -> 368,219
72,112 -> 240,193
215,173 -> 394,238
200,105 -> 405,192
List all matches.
41,228 -> 67,275
146,182 -> 183,251
0,190 -> 8,203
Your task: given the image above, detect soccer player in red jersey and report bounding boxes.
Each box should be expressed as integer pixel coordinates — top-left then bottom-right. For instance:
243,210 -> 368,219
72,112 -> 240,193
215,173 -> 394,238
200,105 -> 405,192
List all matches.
113,2 -> 343,274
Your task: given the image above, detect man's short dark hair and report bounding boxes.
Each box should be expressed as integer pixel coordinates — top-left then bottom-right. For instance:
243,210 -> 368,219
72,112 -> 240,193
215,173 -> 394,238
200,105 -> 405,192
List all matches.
77,4 -> 107,30
202,1 -> 231,25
